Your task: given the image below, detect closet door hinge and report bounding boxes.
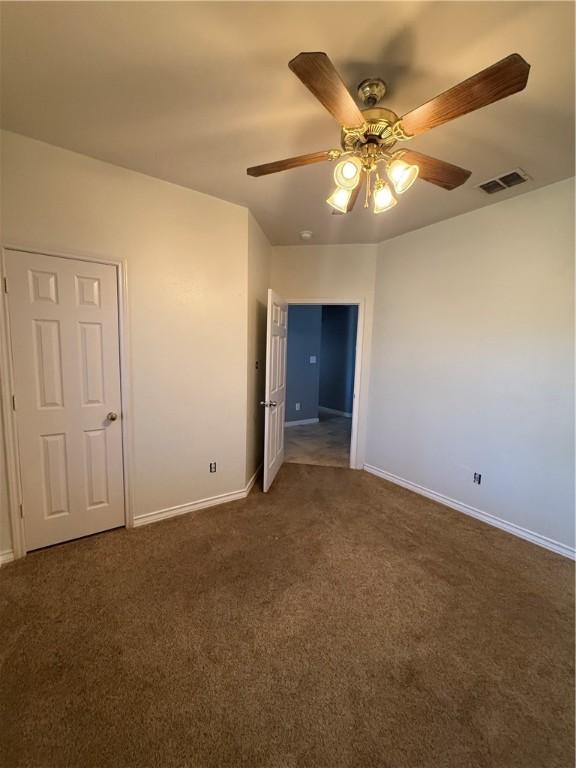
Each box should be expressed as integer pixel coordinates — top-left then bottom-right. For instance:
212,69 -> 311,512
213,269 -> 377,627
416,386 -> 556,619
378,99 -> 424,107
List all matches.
3,277 -> 7,293
12,395 -> 16,411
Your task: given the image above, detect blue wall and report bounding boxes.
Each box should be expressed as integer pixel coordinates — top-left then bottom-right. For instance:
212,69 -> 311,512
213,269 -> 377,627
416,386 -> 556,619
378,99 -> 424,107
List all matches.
285,304 -> 357,423
285,306 -> 322,422
319,306 -> 358,414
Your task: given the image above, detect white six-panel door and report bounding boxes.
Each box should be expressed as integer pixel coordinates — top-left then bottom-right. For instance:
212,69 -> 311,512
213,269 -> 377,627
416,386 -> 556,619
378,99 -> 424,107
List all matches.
263,289 -> 287,492
5,250 -> 125,550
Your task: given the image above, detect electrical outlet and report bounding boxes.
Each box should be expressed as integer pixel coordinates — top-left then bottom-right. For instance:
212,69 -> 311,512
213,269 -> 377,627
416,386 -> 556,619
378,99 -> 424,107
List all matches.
473,472 -> 482,485
295,402 -> 301,411
210,462 -> 217,473
309,355 -> 317,364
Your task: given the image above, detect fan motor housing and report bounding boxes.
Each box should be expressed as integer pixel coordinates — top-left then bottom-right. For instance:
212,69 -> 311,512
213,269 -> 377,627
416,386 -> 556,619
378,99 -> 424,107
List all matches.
340,107 -> 399,151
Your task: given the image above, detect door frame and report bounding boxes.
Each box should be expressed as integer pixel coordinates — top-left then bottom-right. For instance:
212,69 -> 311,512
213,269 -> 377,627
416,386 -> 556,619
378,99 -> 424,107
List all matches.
285,297 -> 364,470
0,246 -> 134,560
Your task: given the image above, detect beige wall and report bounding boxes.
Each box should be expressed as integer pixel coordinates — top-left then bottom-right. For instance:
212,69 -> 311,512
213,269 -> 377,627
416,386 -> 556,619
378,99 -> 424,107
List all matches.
0,130 -> 260,553
270,244 -> 377,467
367,178 -> 575,550
245,213 -> 271,484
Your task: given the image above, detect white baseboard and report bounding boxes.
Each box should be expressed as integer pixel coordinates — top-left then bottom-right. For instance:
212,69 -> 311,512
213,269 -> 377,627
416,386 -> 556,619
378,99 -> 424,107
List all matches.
319,406 -> 352,418
0,549 -> 15,565
363,464 -> 575,560
244,464 -> 261,494
133,465 -> 262,528
285,418 -> 319,427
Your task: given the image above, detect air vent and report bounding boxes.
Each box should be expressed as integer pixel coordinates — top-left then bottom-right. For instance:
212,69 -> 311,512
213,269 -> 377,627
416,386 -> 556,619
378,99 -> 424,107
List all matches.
499,170 -> 528,187
479,179 -> 506,194
477,168 -> 531,194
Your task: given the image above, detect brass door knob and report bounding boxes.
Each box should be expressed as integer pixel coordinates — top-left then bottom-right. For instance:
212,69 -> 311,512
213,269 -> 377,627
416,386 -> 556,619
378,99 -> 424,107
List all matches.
107,412 -> 119,421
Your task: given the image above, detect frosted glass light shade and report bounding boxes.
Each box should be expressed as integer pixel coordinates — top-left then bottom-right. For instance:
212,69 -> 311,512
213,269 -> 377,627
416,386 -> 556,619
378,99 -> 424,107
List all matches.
388,158 -> 419,194
326,186 -> 352,213
333,157 -> 362,190
373,182 -> 397,213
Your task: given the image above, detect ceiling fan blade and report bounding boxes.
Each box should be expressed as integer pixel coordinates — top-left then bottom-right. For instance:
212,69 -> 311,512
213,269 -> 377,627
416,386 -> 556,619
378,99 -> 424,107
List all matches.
332,174 -> 365,215
402,150 -> 471,190
289,52 -> 365,129
247,150 -> 333,177
400,54 -> 530,137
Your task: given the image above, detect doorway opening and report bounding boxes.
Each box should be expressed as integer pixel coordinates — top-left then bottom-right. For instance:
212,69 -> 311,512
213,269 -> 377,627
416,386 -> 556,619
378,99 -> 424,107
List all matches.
284,304 -> 358,468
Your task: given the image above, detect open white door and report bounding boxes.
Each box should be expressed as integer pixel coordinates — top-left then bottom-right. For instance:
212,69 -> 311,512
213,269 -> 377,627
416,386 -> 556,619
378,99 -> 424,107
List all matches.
262,289 -> 287,492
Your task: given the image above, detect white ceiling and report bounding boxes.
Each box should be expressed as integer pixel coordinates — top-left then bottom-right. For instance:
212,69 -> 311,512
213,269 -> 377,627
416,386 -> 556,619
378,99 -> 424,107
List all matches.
1,1 -> 574,245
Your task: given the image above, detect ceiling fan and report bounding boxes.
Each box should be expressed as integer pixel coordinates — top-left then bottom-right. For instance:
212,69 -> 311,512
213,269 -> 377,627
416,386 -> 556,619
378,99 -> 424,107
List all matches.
247,52 -> 530,215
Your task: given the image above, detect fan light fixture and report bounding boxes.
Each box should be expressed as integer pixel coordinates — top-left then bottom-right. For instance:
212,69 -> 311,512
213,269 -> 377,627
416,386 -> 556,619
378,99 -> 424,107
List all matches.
327,150 -> 417,215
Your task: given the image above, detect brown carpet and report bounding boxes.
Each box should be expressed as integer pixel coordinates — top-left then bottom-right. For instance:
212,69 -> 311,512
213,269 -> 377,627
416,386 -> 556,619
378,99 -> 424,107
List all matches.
0,464 -> 574,768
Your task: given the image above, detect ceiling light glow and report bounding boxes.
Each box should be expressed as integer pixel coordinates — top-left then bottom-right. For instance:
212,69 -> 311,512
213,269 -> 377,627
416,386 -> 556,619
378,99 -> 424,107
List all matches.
341,161 -> 358,179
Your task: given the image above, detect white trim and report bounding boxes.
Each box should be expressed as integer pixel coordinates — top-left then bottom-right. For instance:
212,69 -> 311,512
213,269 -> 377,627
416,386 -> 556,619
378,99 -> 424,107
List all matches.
0,549 -> 15,566
1,249 -> 26,559
0,245 -> 133,557
133,465 -> 261,528
285,298 -> 364,470
116,257 -> 134,528
364,464 -> 576,560
285,417 -> 319,427
318,406 -> 352,418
